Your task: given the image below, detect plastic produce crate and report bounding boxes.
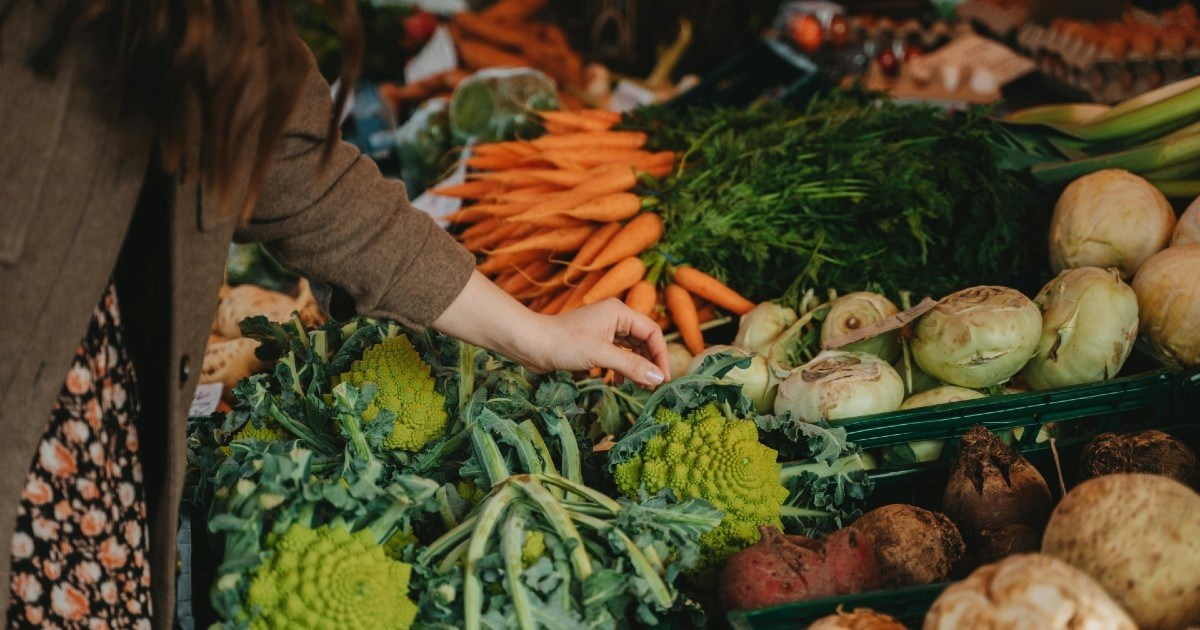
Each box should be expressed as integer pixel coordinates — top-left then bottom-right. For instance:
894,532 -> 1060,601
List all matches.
727,582 -> 948,629
726,348 -> 1200,629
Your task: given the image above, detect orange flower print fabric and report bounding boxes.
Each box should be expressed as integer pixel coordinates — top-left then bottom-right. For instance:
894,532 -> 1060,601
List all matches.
8,282 -> 151,628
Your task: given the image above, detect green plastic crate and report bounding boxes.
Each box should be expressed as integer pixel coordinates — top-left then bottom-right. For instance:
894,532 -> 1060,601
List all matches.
727,582 -> 948,629
726,349 -> 1200,629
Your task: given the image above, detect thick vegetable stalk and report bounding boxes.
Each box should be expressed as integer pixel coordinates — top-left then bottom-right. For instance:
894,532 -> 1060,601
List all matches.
413,473 -> 721,630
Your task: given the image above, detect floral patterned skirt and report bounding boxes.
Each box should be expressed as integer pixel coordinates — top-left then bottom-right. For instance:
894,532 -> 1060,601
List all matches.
7,281 -> 152,629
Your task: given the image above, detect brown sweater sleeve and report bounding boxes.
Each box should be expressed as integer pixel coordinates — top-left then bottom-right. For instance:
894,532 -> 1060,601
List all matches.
237,48 -> 474,329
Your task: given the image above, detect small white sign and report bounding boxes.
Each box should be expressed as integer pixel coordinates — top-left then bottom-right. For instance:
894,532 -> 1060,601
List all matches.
189,383 -> 224,418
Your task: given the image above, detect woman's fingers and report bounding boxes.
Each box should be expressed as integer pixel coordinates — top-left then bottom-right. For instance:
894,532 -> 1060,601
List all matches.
591,342 -> 664,388
604,299 -> 671,380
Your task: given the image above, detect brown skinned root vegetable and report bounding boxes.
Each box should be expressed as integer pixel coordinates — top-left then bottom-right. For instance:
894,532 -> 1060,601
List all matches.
718,526 -> 880,612
1079,430 -> 1199,488
1042,474 -> 1200,629
942,426 -> 1052,558
851,504 -> 964,588
200,337 -> 266,394
924,554 -> 1137,629
808,608 -> 906,630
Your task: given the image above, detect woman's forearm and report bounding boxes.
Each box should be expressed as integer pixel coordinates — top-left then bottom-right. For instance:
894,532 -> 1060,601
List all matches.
431,271 -> 548,364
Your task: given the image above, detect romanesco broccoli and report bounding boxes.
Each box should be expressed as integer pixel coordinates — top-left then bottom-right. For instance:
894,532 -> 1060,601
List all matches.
340,335 -> 447,452
245,523 -> 418,629
521,530 -> 545,568
612,403 -> 788,571
220,421 -> 288,457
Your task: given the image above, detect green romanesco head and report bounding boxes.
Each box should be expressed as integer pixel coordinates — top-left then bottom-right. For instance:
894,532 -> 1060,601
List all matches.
340,335 -> 448,452
612,402 -> 788,571
521,530 -> 546,568
245,523 -> 417,629
220,421 -> 288,457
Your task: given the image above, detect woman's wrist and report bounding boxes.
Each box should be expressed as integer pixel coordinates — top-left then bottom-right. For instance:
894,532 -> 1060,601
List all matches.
430,270 -> 547,362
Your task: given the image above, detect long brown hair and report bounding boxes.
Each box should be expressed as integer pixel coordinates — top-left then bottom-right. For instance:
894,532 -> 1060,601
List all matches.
2,0 -> 364,221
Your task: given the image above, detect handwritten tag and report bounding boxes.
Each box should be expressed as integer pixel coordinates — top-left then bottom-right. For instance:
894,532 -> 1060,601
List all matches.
188,383 -> 224,418
822,297 -> 938,350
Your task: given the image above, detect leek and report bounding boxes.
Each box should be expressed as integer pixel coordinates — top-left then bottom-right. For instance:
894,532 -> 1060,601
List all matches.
1031,129 -> 1200,187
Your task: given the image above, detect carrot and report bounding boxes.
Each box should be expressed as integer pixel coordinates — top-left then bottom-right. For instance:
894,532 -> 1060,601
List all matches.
624,280 -> 657,316
480,0 -> 547,22
631,151 -> 676,170
641,162 -> 674,179
560,271 -> 604,314
583,257 -> 646,305
486,185 -> 564,203
455,37 -> 529,70
562,222 -> 622,282
580,110 -> 623,124
538,110 -> 614,132
652,307 -> 671,330
466,154 -> 523,171
487,225 -> 594,255
459,217 -> 504,241
452,11 -> 532,50
540,286 -> 574,314
514,168 -> 638,221
536,192 -> 644,223
672,267 -> 755,316
502,260 -> 555,296
525,149 -> 653,170
518,214 -> 591,229
462,222 -> 535,253
431,180 -> 496,199
528,294 -> 551,312
544,121 -> 582,135
530,131 -> 648,151
476,249 -> 547,275
445,202 -> 535,224
581,212 -> 664,271
472,141 -> 531,157
697,303 -> 717,323
523,169 -> 597,188
665,285 -> 704,355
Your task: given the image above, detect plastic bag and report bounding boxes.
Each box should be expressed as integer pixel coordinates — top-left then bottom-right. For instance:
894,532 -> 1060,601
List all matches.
395,97 -> 452,197
449,67 -> 558,142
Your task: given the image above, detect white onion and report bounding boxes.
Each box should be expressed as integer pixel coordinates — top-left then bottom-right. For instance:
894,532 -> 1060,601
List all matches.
1131,244 -> 1200,367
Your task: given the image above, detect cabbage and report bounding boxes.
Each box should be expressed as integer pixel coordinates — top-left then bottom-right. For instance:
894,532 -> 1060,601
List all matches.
686,345 -> 776,413
911,286 -> 1042,389
1048,169 -> 1175,280
1131,244 -> 1200,367
733,302 -> 797,355
1021,267 -> 1138,390
774,351 -> 904,424
820,292 -> 901,363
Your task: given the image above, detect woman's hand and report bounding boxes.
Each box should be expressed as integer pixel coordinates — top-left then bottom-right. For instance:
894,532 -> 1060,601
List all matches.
432,272 -> 669,387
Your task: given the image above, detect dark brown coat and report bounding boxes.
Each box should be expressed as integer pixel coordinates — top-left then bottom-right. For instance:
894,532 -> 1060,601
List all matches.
0,4 -> 474,626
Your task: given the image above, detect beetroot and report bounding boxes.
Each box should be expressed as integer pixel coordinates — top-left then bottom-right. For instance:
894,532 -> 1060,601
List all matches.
718,526 -> 881,612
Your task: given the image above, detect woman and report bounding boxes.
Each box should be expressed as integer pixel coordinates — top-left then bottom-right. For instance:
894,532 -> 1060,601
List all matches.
0,1 -> 668,626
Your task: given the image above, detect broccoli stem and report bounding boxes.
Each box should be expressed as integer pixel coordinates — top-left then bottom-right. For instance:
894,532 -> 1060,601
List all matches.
500,510 -> 536,630
537,474 -> 622,514
778,453 -> 870,484
540,410 -> 582,485
419,515 -> 477,567
465,485 -> 518,630
470,425 -> 511,489
511,476 -> 593,581
332,384 -> 374,467
570,513 -> 673,610
267,404 -> 335,455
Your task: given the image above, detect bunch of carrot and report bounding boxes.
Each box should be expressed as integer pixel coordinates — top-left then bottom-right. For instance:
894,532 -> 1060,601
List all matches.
448,0 -> 584,95
432,109 -> 756,356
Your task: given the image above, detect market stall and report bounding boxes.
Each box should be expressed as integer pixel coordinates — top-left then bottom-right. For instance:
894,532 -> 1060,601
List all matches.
186,0 -> 1200,627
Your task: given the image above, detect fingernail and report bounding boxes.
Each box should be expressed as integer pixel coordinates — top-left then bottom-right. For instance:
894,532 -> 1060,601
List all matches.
646,368 -> 664,385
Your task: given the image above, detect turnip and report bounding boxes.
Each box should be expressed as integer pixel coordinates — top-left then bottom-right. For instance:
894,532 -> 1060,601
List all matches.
1042,474 -> 1200,629
924,554 -> 1136,629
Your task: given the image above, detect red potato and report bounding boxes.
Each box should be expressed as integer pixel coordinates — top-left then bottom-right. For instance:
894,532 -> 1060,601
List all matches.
718,526 -> 880,612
